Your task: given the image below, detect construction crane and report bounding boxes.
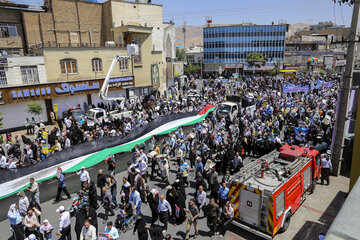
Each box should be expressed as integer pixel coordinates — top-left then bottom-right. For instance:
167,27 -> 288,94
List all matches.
98,42 -> 139,109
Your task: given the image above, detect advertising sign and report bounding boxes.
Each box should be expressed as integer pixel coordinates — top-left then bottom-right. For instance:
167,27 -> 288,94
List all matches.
173,62 -> 184,77
151,64 -> 160,89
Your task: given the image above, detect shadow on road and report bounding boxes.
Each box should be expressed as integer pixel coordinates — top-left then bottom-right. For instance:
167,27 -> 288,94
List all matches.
290,190 -> 346,240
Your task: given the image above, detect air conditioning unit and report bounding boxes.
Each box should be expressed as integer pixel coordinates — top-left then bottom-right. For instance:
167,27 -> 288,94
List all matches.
127,43 -> 139,56
105,41 -> 116,47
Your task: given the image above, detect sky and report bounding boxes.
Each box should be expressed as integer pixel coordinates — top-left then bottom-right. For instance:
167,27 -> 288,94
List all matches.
154,0 -> 353,26
13,0 -> 353,27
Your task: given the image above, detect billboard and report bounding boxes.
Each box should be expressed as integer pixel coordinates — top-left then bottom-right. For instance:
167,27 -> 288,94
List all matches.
173,62 -> 184,77
151,64 -> 160,89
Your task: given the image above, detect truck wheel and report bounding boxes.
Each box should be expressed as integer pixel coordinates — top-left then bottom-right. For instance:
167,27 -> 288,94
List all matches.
310,180 -> 316,194
280,212 -> 291,233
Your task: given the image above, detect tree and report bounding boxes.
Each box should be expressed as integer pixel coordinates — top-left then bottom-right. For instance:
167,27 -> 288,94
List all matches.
246,52 -> 267,68
26,101 -> 44,122
273,59 -> 282,74
176,48 -> 185,61
184,63 -> 201,75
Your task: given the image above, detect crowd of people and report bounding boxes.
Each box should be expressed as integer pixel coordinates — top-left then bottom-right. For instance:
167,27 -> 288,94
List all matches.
6,72 -> 340,240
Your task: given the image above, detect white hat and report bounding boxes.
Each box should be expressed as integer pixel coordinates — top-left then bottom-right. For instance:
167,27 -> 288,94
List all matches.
43,219 -> 49,223
28,234 -> 36,240
81,166 -> 85,169
56,206 -> 65,212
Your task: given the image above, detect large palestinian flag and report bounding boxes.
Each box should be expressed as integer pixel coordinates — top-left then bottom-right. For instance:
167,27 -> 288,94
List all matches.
0,105 -> 216,199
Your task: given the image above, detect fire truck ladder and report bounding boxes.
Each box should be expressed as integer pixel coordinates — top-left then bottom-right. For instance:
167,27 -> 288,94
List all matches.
232,150 -> 280,183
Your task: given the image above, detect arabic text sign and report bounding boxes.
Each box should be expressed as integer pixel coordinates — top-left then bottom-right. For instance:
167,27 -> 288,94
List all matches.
56,82 -> 100,94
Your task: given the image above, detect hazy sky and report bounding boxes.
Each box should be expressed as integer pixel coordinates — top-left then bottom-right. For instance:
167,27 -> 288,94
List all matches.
154,0 -> 353,26
13,0 -> 354,26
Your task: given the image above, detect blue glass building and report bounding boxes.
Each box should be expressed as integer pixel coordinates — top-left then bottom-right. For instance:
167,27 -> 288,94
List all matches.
203,24 -> 287,69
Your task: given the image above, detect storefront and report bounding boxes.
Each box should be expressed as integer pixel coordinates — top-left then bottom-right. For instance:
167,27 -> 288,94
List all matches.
0,76 -> 134,131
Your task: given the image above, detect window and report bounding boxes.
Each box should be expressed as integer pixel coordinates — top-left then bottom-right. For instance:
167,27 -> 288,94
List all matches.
133,38 -> 142,64
91,58 -> 102,72
119,57 -> 129,71
60,59 -> 77,74
0,67 -> 7,85
0,24 -> 18,38
21,66 -> 39,84
275,191 -> 285,219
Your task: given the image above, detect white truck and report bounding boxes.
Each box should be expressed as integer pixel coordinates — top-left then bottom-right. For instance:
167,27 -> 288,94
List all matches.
87,108 -> 132,127
218,94 -> 257,121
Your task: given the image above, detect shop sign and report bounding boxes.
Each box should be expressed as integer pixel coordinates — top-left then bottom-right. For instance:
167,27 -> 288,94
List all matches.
11,87 -> 51,99
55,82 -> 100,94
108,76 -> 134,88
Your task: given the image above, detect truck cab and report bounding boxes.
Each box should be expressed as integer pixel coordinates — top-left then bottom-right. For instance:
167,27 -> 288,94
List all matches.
87,108 -> 108,127
218,95 -> 257,120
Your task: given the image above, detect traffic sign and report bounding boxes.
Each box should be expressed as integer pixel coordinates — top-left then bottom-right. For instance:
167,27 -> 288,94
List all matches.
54,104 -> 58,112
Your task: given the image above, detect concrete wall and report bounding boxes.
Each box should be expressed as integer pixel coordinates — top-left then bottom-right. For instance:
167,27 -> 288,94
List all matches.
4,56 -> 47,86
0,8 -> 25,51
23,0 -> 103,47
43,47 -> 131,82
110,0 -> 164,52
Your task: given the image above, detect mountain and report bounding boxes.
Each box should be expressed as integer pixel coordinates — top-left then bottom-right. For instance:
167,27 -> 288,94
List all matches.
175,22 -> 310,47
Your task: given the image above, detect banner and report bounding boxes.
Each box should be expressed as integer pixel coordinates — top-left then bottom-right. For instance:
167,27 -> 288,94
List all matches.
282,84 -> 310,93
151,64 -> 160,89
311,80 -> 333,89
0,105 -> 216,199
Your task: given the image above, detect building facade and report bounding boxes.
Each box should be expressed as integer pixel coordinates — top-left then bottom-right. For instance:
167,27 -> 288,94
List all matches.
203,24 -> 288,72
0,0 -> 175,131
185,46 -> 203,64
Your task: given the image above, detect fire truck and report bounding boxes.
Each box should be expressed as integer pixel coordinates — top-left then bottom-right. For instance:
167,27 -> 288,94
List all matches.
228,144 -> 322,239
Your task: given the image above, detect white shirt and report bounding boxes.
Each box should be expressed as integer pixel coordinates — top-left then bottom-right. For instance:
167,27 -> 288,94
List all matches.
77,170 -> 90,183
0,155 -> 7,168
80,225 -> 97,240
58,211 -> 71,232
27,149 -> 33,159
65,138 -> 71,148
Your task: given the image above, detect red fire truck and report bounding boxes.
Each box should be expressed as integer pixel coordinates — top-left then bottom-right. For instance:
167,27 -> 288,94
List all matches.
228,144 -> 321,239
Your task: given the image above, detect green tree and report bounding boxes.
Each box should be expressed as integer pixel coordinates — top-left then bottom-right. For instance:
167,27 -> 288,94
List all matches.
176,48 -> 185,61
184,63 -> 201,75
26,101 -> 44,122
273,59 -> 281,74
246,52 -> 267,68
319,70 -> 326,75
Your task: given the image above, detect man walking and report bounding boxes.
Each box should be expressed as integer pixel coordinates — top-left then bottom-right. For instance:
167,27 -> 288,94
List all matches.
185,199 -> 199,240
54,168 -> 71,203
79,219 -> 96,240
129,187 -> 142,215
76,167 -> 90,188
158,194 -> 172,233
218,201 -> 234,237
101,187 -> 114,223
17,191 -> 29,217
26,178 -> 40,206
196,185 -> 207,216
206,198 -> 220,239
56,206 -> 71,240
217,182 -> 229,209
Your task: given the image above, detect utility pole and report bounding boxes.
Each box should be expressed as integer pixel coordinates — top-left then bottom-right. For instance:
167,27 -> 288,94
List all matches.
182,21 -> 187,51
332,0 -> 360,176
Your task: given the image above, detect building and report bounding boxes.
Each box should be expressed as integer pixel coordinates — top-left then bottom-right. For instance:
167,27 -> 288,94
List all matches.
185,46 -> 203,64
103,0 -> 175,91
309,21 -> 344,31
284,27 -> 353,70
203,24 -> 288,74
0,0 -> 176,131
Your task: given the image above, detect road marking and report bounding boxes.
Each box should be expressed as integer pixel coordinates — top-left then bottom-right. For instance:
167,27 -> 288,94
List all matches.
227,232 -> 245,240
301,204 -> 337,219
